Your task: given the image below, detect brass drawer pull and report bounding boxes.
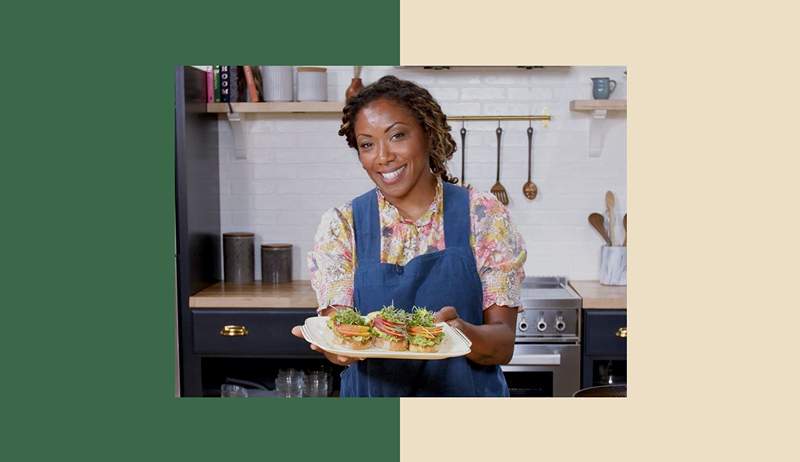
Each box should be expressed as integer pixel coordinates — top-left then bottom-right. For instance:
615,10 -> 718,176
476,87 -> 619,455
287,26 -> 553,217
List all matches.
615,327 -> 627,338
220,325 -> 248,337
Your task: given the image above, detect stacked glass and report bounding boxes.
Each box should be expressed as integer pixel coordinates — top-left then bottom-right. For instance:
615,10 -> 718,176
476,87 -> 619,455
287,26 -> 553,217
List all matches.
303,370 -> 329,397
275,369 -> 305,398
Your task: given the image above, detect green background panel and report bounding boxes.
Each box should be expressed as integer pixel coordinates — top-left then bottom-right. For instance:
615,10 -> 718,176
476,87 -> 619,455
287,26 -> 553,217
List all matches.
0,1 -> 400,460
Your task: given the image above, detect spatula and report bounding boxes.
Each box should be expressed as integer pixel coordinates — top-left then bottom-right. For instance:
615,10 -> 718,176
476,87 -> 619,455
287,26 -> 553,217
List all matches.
522,126 -> 538,200
589,213 -> 612,246
491,126 -> 509,205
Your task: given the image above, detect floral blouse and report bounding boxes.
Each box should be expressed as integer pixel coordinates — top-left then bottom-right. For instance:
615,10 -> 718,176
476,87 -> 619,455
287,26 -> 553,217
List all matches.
307,178 -> 527,312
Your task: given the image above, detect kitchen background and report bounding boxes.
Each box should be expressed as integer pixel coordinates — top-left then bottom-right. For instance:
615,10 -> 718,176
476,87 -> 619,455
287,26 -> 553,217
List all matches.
214,66 -> 626,281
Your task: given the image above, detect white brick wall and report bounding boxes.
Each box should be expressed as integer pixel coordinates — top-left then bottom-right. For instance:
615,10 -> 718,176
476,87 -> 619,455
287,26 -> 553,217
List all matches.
219,66 -> 627,281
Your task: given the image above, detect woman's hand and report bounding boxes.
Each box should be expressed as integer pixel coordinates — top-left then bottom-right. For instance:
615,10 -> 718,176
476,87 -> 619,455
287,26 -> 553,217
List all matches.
434,305 -> 517,365
290,326 -> 363,366
434,306 -> 465,330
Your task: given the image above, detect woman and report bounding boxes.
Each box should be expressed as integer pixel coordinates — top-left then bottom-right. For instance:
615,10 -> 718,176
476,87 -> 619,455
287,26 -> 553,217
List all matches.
291,75 -> 526,397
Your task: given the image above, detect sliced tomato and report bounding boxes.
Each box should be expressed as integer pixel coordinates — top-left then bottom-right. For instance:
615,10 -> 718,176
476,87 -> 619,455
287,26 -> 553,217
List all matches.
379,317 -> 404,327
374,317 -> 406,337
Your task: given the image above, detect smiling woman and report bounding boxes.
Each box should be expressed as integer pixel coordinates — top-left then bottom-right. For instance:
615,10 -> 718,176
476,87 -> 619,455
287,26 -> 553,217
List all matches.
339,76 -> 458,221
352,98 -> 437,221
292,75 -> 528,397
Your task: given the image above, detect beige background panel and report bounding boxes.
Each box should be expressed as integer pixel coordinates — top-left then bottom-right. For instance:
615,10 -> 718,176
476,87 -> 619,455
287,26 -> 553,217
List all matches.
401,1 -> 631,65
400,0 -> 800,460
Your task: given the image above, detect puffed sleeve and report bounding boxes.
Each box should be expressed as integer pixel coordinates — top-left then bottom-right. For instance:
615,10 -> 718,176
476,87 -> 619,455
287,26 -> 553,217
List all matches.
469,191 -> 527,309
306,203 -> 356,312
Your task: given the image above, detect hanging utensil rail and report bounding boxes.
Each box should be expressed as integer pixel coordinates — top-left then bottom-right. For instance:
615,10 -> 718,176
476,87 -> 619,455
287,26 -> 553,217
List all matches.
447,115 -> 551,122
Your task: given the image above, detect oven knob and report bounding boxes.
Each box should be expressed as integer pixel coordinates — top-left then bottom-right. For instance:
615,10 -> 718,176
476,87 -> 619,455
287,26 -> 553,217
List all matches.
555,316 -> 566,332
519,318 -> 528,331
537,317 -> 547,332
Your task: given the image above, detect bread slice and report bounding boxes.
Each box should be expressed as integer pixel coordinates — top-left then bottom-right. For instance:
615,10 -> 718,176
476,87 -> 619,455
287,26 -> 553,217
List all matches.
409,343 -> 441,353
374,336 -> 408,351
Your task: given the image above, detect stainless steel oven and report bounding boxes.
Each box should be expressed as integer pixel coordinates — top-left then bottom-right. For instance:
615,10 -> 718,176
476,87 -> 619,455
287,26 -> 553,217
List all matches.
501,277 -> 582,397
503,343 -> 581,397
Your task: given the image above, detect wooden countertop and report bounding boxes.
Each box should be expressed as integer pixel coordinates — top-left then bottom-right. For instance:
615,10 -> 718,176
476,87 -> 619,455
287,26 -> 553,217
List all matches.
569,280 -> 627,309
190,279 -> 625,310
189,280 -> 318,309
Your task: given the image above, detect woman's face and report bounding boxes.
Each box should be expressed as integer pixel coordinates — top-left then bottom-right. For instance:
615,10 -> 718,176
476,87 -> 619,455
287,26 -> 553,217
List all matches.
354,98 -> 432,201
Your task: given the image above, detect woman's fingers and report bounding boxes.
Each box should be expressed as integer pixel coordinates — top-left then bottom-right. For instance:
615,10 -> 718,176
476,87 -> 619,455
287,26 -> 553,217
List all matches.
334,353 -> 364,364
292,325 -> 363,365
331,352 -> 361,365
313,345 -> 360,366
435,306 -> 459,322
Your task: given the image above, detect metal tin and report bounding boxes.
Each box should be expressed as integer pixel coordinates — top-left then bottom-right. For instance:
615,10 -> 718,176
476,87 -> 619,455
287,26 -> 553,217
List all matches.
223,232 -> 255,283
261,243 -> 292,284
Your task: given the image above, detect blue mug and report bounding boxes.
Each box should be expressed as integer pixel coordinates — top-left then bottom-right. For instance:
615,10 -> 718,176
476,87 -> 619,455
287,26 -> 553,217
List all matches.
592,77 -> 617,99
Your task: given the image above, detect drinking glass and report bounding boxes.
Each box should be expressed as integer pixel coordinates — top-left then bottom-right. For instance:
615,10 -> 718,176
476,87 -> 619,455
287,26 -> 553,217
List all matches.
220,384 -> 248,398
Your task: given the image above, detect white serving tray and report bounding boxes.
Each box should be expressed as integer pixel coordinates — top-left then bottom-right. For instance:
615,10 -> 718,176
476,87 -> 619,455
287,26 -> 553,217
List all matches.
301,316 -> 471,360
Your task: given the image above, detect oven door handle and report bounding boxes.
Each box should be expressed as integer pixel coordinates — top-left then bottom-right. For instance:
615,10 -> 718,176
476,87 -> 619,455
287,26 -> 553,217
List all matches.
508,353 -> 561,366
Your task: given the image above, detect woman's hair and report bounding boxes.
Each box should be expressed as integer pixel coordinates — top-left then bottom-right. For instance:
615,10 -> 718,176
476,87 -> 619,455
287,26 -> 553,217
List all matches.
338,75 -> 458,184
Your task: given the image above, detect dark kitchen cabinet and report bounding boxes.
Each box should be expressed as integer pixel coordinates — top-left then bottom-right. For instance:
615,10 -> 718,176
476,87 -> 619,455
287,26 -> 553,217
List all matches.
175,66 -> 329,396
192,309 -> 317,357
175,65 -> 221,396
189,307 -> 341,397
581,310 -> 627,388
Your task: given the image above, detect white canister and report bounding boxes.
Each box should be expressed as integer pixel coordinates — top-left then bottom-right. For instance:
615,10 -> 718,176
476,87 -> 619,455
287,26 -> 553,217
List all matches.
260,66 -> 293,102
296,67 -> 327,101
599,246 -> 627,286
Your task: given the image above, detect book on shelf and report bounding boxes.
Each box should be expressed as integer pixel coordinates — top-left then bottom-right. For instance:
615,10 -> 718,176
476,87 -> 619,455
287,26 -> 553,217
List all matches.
229,66 -> 239,103
220,65 -> 230,102
204,65 -> 257,103
206,70 -> 213,103
236,66 -> 246,102
213,66 -> 221,102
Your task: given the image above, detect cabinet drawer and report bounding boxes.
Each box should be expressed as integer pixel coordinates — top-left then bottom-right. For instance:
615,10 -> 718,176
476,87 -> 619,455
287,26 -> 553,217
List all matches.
583,310 -> 627,357
192,309 -> 317,357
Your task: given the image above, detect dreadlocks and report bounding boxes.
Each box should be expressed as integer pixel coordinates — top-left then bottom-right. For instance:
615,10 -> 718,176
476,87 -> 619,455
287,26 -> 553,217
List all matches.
338,75 -> 458,184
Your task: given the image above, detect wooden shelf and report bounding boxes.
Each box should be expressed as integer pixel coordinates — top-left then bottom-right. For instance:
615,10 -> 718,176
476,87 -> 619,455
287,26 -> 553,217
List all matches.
570,100 -> 627,112
206,101 -> 344,114
570,100 -> 626,156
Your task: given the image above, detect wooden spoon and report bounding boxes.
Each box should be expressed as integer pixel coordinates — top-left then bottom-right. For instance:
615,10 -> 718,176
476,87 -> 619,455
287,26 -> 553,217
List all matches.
623,213 -> 627,246
589,213 -> 612,246
522,126 -> 538,200
605,191 -> 616,245
491,127 -> 509,205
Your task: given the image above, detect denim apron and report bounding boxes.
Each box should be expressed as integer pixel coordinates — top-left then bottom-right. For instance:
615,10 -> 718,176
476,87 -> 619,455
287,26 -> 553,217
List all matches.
339,182 -> 510,397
